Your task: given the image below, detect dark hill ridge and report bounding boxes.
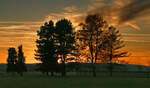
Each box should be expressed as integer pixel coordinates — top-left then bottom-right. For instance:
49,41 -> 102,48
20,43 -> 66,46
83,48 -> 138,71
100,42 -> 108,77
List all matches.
0,64 -> 37,72
0,63 -> 149,72
77,63 -> 150,72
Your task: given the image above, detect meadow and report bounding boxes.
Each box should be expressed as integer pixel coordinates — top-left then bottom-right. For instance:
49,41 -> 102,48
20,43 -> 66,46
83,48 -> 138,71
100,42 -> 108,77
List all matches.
0,71 -> 149,88
0,64 -> 150,88
0,72 -> 150,88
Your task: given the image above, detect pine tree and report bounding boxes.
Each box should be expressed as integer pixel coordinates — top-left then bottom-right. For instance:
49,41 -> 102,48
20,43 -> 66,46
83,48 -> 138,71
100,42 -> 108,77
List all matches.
35,20 -> 57,76
102,26 -> 128,76
16,45 -> 27,76
7,48 -> 17,73
55,19 -> 76,77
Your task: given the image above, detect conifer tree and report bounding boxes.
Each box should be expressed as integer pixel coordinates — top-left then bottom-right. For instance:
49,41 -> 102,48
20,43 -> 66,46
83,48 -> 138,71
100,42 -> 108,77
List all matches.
7,48 -> 17,73
104,26 -> 128,76
35,20 -> 57,76
16,45 -> 27,76
55,19 -> 76,77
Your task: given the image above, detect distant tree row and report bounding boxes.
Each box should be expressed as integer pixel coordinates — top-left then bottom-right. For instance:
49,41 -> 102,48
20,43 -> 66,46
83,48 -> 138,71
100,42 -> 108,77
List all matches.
77,14 -> 128,77
6,14 -> 127,77
35,13 -> 128,77
35,19 -> 76,77
7,45 -> 27,76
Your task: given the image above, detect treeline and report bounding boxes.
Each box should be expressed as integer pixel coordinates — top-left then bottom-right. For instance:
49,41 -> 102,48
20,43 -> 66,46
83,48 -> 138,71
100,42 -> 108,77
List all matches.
7,45 -> 27,76
6,14 -> 128,77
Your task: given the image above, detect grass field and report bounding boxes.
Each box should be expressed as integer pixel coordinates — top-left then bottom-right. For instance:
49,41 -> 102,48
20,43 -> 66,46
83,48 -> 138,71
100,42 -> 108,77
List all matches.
0,72 -> 150,88
1,64 -> 150,88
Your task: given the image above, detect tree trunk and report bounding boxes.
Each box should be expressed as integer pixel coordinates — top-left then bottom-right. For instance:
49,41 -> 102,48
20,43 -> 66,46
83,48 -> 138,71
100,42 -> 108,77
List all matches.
90,47 -> 96,77
51,72 -> 54,77
61,62 -> 66,77
92,64 -> 96,77
89,46 -> 96,77
89,31 -> 96,77
110,43 -> 113,77
46,72 -> 49,76
110,63 -> 113,77
61,55 -> 66,77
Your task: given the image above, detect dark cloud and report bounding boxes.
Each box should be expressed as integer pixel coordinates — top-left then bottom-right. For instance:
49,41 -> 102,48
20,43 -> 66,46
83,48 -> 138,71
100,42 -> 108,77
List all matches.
88,0 -> 150,26
119,0 -> 150,24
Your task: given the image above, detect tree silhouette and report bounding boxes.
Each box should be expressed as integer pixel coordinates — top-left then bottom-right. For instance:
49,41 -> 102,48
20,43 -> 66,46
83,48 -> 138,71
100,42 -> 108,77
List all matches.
16,45 -> 27,76
7,48 -> 17,73
77,14 -> 107,77
103,26 -> 128,76
55,19 -> 76,77
35,20 -> 58,76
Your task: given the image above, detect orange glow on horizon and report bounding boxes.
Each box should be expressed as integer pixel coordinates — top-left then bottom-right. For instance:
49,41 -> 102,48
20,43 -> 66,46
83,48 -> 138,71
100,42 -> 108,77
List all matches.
0,48 -> 150,66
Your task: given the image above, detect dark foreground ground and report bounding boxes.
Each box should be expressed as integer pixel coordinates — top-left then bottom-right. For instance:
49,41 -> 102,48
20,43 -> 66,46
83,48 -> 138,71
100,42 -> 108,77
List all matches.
0,72 -> 150,88
1,63 -> 150,88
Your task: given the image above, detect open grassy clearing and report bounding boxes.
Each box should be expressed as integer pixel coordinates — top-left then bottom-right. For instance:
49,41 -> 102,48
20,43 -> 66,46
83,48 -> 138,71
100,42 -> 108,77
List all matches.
0,75 -> 150,88
0,64 -> 150,88
0,72 -> 150,88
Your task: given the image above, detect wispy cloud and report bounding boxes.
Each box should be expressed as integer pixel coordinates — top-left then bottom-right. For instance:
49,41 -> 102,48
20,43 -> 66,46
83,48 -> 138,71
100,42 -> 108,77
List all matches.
121,33 -> 150,44
122,33 -> 150,37
87,0 -> 150,30
124,39 -> 150,43
0,21 -> 41,30
124,22 -> 140,30
44,12 -> 86,26
0,11 -> 85,63
0,21 -> 41,63
0,0 -> 150,64
64,6 -> 78,12
88,3 -> 105,11
90,0 -> 104,3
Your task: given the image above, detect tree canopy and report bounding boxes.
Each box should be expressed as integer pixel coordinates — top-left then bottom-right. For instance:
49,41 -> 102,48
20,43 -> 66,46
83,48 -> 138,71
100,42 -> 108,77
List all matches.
35,20 -> 57,76
35,19 -> 76,76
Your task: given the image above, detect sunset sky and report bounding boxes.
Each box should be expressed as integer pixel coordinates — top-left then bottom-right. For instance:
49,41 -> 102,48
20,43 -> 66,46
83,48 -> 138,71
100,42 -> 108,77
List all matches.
0,0 -> 150,66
